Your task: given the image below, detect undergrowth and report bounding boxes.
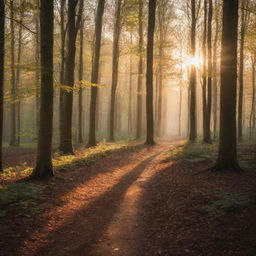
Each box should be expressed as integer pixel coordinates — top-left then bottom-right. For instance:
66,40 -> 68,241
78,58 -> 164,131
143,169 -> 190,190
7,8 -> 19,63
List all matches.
0,183 -> 44,218
200,189 -> 251,217
0,142 -> 131,181
164,142 -> 216,163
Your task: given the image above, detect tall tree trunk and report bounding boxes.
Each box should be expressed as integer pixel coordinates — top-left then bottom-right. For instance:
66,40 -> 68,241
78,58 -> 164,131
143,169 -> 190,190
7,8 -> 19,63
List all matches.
136,0 -> 143,140
88,0 -> 105,147
31,0 -> 54,178
59,0 -> 83,154
109,0 -> 122,142
178,88 -> 183,136
205,0 -> 213,143
78,18 -> 84,144
59,0 -> 66,148
250,55 -> 256,139
0,0 -> 5,172
10,0 -> 17,146
214,0 -> 240,171
145,0 -> 156,145
128,32 -> 133,134
238,0 -> 250,141
212,1 -> 219,141
35,0 -> 40,135
202,0 -> 207,142
16,2 -> 25,147
189,0 -> 197,142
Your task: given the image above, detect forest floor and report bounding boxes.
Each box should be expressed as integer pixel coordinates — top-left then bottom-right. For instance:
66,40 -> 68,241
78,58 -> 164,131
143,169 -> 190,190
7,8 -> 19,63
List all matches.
1,140 -> 256,256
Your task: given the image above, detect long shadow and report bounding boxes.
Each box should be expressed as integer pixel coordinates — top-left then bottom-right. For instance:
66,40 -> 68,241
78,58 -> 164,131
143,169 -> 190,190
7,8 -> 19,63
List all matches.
0,144 -> 148,256
30,154 -> 158,256
137,159 -> 256,256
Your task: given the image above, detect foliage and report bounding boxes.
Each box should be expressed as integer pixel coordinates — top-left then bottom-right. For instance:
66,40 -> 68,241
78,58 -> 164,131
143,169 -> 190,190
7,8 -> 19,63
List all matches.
164,141 -> 216,163
0,142 -> 130,181
200,189 -> 251,217
0,182 -> 44,218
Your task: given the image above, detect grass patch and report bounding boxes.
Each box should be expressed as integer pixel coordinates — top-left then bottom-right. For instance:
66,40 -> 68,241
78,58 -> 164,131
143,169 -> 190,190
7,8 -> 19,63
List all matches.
0,182 -> 44,218
164,142 -> 216,163
0,142 -> 132,181
200,189 -> 251,217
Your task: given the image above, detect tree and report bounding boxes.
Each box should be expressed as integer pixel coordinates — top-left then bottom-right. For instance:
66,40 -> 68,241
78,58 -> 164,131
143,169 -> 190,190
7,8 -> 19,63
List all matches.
238,0 -> 250,141
31,0 -> 54,178
205,0 -> 213,143
109,0 -> 123,142
78,18 -> 84,144
145,0 -> 156,145
214,0 -> 240,171
189,0 -> 197,142
88,0 -> 106,147
10,0 -> 17,146
136,0 -> 143,140
59,0 -> 83,154
0,0 -> 5,172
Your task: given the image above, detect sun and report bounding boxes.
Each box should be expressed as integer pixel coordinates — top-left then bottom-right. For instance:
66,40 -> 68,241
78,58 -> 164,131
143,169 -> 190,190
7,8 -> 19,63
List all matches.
184,56 -> 202,68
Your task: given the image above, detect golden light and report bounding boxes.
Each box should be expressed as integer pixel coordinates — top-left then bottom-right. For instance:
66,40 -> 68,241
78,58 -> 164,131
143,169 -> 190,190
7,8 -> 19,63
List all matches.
183,56 -> 202,68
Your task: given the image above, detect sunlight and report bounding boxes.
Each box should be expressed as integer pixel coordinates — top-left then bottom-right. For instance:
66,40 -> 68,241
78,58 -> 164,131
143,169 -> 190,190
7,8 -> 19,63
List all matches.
184,55 -> 202,68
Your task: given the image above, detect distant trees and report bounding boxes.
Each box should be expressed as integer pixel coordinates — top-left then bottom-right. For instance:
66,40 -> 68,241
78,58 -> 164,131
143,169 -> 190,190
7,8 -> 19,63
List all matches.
214,0 -> 240,171
145,0 -> 157,145
0,0 -> 5,172
88,0 -> 106,147
31,0 -> 54,178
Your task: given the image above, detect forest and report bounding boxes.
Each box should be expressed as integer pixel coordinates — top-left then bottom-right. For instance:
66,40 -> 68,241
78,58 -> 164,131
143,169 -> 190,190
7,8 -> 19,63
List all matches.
1,0 -> 256,255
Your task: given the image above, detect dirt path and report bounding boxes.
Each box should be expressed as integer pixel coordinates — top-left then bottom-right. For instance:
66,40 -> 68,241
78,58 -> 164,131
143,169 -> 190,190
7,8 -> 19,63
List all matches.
90,143 -> 174,256
13,141 -> 178,256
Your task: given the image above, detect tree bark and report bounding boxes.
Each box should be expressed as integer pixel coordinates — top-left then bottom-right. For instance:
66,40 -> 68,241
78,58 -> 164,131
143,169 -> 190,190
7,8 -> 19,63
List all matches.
238,0 -> 250,141
59,0 -> 83,154
189,0 -> 197,142
136,0 -> 143,140
31,0 -> 54,178
88,0 -> 105,147
10,0 -> 17,147
0,0 -> 5,172
205,0 -> 213,143
145,0 -> 156,145
109,0 -> 122,142
78,18 -> 84,144
214,0 -> 240,171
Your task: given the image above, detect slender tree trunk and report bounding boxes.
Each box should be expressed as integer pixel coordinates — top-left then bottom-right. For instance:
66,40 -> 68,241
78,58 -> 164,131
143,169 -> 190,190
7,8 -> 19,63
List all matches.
59,0 -> 66,148
78,18 -> 84,144
35,0 -> 40,134
145,0 -> 156,145
238,0 -> 250,141
214,0 -> 240,171
250,56 -> 256,139
10,0 -> 17,146
136,0 -> 143,140
212,2 -> 219,141
31,0 -> 54,178
0,0 -> 5,172
88,0 -> 105,147
205,0 -> 213,143
128,33 -> 133,134
189,0 -> 197,142
109,0 -> 122,142
178,88 -> 183,136
59,0 -> 83,154
202,0 -> 207,142
16,3 -> 25,147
